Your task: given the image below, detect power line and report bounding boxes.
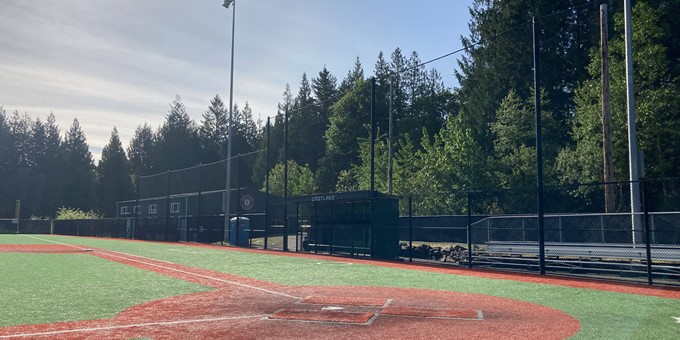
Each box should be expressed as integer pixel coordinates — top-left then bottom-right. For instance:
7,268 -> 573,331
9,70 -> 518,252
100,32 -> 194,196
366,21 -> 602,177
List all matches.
266,0 -> 611,120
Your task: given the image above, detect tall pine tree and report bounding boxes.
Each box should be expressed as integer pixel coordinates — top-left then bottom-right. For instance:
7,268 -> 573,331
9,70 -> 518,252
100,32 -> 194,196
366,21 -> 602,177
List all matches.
97,127 -> 134,216
60,118 -> 96,211
198,94 -> 228,163
155,95 -> 198,171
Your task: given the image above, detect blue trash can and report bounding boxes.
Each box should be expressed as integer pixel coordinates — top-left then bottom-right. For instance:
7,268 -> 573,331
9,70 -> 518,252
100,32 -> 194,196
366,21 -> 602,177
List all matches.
229,217 -> 250,246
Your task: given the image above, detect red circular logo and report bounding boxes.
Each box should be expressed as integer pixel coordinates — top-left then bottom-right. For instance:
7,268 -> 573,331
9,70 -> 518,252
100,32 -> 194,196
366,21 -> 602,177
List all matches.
240,194 -> 254,211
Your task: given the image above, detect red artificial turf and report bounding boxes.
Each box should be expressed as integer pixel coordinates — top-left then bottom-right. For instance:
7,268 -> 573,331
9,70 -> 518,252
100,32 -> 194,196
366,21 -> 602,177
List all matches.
269,310 -> 374,324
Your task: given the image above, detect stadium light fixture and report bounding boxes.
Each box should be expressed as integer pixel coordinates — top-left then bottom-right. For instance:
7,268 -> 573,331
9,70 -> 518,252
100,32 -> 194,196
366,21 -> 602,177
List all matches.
221,0 -> 236,244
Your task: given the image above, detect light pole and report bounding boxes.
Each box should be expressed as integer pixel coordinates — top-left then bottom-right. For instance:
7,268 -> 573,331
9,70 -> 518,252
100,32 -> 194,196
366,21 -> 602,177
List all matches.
222,0 -> 236,244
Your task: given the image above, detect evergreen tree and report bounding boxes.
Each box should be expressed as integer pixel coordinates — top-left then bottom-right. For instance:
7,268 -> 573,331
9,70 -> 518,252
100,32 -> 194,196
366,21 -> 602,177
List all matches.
24,118 -> 49,217
97,127 -> 134,216
127,123 -> 156,176
9,111 -> 32,167
230,101 -> 260,188
455,0 -> 598,158
0,107 -> 14,217
271,84 -> 295,165
312,66 -> 338,130
289,73 -> 321,170
317,79 -> 371,191
40,113 -> 63,217
232,101 -> 259,154
155,95 -> 198,171
6,111 -> 35,217
60,118 -> 96,211
557,1 -> 680,186
373,51 -> 391,133
339,56 -> 365,93
198,94 -> 228,163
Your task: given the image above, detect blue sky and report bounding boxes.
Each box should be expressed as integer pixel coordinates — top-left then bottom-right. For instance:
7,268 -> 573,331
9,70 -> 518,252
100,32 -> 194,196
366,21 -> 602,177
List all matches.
0,0 -> 472,161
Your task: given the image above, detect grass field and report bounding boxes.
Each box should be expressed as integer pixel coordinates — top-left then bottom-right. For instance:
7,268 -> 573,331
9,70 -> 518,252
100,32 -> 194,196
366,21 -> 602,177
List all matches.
1,234 -> 679,339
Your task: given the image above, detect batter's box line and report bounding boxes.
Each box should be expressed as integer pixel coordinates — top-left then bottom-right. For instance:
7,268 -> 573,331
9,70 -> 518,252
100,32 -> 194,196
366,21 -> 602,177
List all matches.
299,296 -> 390,307
379,308 -> 484,321
365,299 -> 393,325
264,309 -> 376,326
0,315 -> 269,339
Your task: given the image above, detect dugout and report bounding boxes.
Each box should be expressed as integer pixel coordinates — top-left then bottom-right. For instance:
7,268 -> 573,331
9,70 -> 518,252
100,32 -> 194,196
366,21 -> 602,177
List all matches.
288,191 -> 399,258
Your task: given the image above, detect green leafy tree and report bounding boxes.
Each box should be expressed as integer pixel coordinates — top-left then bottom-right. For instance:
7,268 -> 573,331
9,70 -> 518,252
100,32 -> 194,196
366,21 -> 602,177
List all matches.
264,160 -> 317,197
557,1 -> 680,187
55,207 -> 101,220
456,0 -> 598,159
410,116 -> 489,214
97,127 -> 134,217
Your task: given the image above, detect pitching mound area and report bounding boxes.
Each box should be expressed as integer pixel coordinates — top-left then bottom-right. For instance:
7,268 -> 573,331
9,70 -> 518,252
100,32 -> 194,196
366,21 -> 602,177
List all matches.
0,245 -> 580,339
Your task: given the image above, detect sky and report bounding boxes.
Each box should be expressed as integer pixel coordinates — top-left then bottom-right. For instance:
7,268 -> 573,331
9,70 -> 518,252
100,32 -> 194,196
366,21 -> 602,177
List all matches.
0,0 -> 473,162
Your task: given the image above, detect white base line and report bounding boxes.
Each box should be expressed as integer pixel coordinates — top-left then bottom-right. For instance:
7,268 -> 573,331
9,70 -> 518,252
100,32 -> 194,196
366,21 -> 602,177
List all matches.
0,315 -> 267,339
23,235 -> 300,300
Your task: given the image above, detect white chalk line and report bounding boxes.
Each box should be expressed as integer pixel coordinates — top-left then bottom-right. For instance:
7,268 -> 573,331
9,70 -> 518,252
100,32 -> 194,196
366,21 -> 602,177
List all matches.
23,235 -> 300,299
0,314 -> 268,338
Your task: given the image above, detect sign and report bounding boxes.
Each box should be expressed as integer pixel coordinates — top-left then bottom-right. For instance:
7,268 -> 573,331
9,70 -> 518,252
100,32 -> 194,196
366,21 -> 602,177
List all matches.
311,195 -> 336,202
240,194 -> 254,211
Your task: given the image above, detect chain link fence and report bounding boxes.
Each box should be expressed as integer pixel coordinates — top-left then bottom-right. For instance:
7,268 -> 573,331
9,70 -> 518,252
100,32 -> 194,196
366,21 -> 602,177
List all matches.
38,176 -> 680,286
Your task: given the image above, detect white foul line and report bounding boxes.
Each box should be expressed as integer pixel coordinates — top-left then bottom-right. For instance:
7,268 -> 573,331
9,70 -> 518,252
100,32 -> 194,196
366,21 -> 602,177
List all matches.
23,235 -> 300,300
0,315 -> 268,339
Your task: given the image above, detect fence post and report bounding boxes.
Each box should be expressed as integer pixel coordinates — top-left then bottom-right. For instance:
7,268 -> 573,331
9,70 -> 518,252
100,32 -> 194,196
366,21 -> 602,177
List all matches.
264,117 -> 270,250
165,170 -> 171,242
558,216 -> 563,242
467,191 -> 473,268
600,215 -> 605,243
409,195 -> 413,263
641,179 -> 653,285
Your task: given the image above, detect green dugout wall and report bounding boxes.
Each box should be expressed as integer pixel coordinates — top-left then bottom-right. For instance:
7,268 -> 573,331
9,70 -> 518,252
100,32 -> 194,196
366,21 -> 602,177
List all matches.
287,191 -> 399,258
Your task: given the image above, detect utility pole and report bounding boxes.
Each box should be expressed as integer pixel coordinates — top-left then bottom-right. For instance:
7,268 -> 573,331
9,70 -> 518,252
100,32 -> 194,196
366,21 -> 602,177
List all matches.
624,0 -> 642,246
370,77 -> 376,193
601,4 -> 616,213
264,117 -> 270,249
533,16 -> 546,275
283,109 -> 289,251
388,77 -> 394,195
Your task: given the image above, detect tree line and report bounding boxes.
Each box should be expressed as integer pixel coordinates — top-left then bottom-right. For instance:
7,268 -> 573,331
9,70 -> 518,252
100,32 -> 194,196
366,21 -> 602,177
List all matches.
2,0 -> 679,218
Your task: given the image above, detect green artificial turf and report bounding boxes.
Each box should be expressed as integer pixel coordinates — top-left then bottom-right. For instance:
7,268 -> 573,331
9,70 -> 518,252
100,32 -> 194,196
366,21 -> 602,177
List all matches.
0,234 -> 56,244
5,235 -> 680,339
0,251 -> 211,327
